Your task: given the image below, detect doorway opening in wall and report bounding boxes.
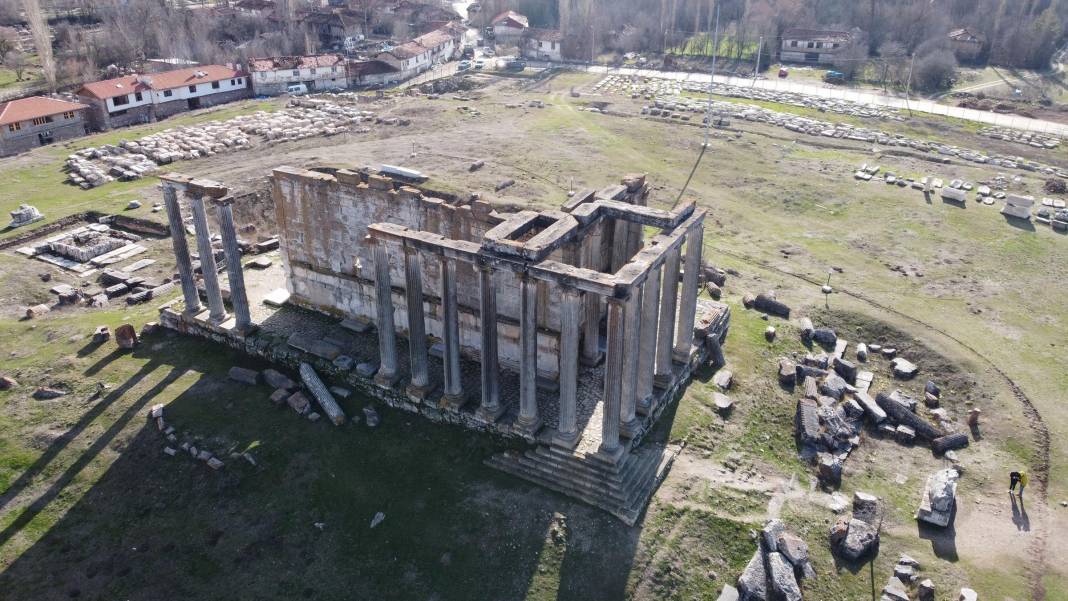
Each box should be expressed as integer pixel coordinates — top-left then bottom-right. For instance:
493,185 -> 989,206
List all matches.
37,131 -> 54,146
187,97 -> 201,110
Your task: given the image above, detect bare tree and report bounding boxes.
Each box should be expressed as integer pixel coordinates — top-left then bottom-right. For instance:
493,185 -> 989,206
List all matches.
23,0 -> 55,91
5,49 -> 28,80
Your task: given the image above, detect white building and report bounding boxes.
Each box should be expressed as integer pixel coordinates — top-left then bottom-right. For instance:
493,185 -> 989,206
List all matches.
249,54 -> 349,96
375,28 -> 457,80
523,28 -> 563,62
780,28 -> 856,66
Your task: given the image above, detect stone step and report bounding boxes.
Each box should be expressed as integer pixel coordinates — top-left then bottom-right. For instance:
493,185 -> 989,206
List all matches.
486,441 -> 681,525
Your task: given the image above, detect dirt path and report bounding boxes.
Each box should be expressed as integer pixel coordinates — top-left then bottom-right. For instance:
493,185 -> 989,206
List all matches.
710,245 -> 1052,600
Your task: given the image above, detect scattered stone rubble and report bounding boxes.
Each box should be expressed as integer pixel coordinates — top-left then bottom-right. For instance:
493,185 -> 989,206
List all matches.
829,491 -> 882,560
734,519 -> 814,601
150,403 -> 232,471
65,99 -> 382,188
597,75 -> 1068,180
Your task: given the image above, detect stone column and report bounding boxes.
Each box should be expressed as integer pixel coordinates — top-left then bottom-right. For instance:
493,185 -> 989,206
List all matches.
213,197 -> 252,332
554,286 -> 582,448
655,245 -> 681,386
162,184 -> 201,315
477,263 -> 504,422
610,218 -> 629,272
188,193 -> 227,323
673,223 -> 704,362
598,296 -> 626,461
372,238 -> 399,387
580,236 -> 603,366
440,256 -> 463,407
637,264 -> 662,411
403,245 -> 429,400
619,287 -> 642,437
516,271 -> 541,436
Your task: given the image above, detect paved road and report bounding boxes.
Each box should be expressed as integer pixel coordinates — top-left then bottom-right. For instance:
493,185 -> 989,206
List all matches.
572,63 -> 1068,136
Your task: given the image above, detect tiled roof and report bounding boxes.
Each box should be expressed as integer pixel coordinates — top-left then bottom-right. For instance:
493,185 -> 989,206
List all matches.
348,60 -> 398,75
0,96 -> 88,125
492,10 -> 528,28
782,28 -> 852,43
527,28 -> 562,42
77,75 -> 151,100
78,65 -> 246,99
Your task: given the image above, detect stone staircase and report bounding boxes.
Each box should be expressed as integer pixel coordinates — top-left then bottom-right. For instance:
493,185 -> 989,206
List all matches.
485,441 -> 682,525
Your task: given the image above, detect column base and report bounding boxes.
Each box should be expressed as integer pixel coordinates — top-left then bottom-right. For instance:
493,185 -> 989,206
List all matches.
653,371 -> 675,389
406,382 -> 432,403
619,417 -> 641,439
442,392 -> 467,411
374,370 -> 399,389
636,395 -> 655,416
594,442 -> 626,465
551,429 -> 580,450
580,350 -> 605,367
671,345 -> 694,365
209,311 -> 230,325
514,414 -> 543,439
475,403 -> 508,425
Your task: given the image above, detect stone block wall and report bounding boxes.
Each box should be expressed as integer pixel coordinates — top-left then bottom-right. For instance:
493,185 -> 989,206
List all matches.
272,167 -> 577,380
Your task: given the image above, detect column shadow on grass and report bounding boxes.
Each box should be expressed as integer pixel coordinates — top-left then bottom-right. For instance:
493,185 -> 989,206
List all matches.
0,342 -> 647,601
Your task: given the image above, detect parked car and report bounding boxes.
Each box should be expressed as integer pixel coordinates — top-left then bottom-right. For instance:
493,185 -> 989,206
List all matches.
504,60 -> 526,71
823,70 -> 846,84
474,59 -> 486,70
483,47 -> 495,57
286,83 -> 308,95
461,45 -> 475,59
459,60 -> 472,71
778,67 -> 789,78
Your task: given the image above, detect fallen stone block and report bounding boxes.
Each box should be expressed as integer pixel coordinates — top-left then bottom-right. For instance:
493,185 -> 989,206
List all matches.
916,468 -> 960,527
778,358 -> 796,386
932,433 -> 969,454
286,391 -> 311,415
767,552 -> 802,601
891,357 -> 919,379
33,387 -> 67,399
263,368 -> 297,391
736,549 -> 767,601
228,366 -> 260,385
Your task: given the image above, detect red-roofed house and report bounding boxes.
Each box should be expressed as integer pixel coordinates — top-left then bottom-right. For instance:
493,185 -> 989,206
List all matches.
375,25 -> 459,79
249,54 -> 349,96
76,65 -> 250,131
0,95 -> 88,156
491,10 -> 528,47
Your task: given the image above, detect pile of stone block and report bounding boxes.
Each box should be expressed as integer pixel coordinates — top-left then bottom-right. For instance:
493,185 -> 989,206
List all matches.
978,125 -> 1060,149
65,101 -> 382,188
829,491 -> 882,561
150,403 -> 229,471
609,74 -> 1068,180
729,519 -> 814,601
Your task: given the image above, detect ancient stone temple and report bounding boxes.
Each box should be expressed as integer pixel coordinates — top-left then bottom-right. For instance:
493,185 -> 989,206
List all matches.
271,166 -> 729,523
159,166 -> 729,524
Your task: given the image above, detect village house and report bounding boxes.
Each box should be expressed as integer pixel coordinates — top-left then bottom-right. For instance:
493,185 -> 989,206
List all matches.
249,54 -> 349,96
523,28 -> 563,62
0,96 -> 88,156
302,8 -> 367,50
375,27 -> 458,80
492,10 -> 528,48
347,59 -> 401,87
780,28 -> 856,66
380,0 -> 460,36
76,65 -> 250,132
948,28 -> 985,62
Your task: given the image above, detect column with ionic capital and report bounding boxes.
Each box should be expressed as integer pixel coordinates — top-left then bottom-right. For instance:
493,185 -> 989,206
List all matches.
403,245 -> 430,400
673,224 -> 704,362
188,192 -> 227,323
213,196 -> 252,332
516,271 -> 541,436
440,256 -> 463,407
554,285 -> 582,448
598,296 -> 626,462
655,245 -> 681,386
372,238 -> 399,387
636,263 -> 662,411
619,287 -> 642,437
476,263 -> 504,422
161,184 -> 201,315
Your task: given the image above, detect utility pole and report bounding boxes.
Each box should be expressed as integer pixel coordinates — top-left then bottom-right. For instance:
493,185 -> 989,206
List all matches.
752,35 -> 763,87
702,2 -> 720,148
904,52 -> 916,117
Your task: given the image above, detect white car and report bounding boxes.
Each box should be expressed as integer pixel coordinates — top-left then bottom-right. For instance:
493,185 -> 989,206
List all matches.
286,83 -> 308,95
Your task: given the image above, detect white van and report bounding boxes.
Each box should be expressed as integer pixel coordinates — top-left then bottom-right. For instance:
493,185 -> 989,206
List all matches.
286,83 -> 308,95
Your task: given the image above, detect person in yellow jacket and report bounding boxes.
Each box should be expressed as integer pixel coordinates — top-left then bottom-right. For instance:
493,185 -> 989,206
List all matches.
1017,471 -> 1029,497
